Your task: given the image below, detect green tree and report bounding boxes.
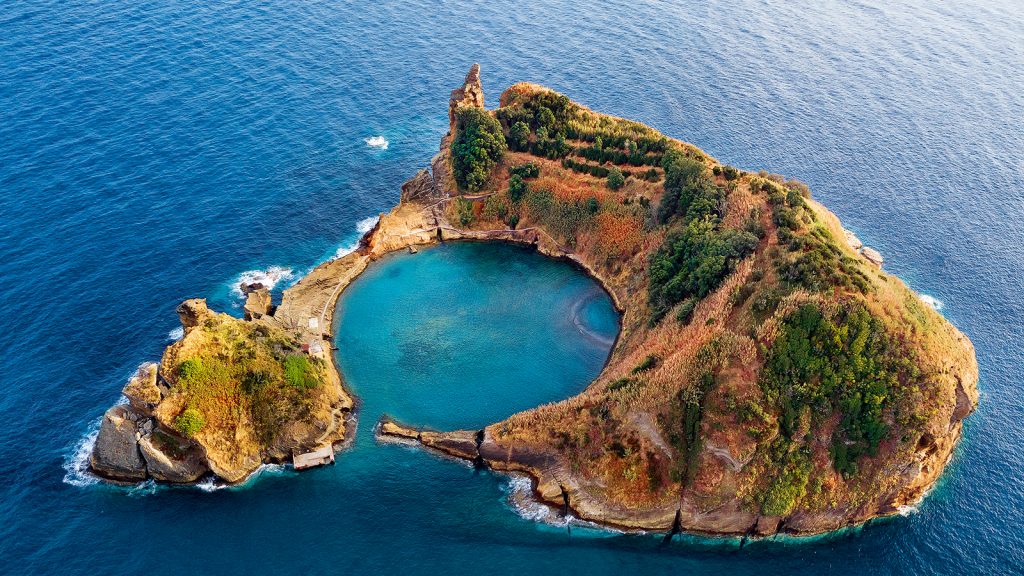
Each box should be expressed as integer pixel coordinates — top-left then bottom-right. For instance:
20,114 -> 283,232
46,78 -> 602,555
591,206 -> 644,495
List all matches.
537,107 -> 556,129
607,167 -> 625,190
648,217 -> 758,321
508,121 -> 530,152
451,107 -> 507,192
508,174 -> 528,203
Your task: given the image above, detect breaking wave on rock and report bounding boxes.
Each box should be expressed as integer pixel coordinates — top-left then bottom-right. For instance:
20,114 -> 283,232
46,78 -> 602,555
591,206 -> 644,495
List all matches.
364,135 -> 389,150
501,475 -> 621,536
231,266 -> 295,298
195,463 -> 290,492
332,215 -> 379,260
167,326 -> 184,341
919,294 -> 944,311
63,419 -> 102,488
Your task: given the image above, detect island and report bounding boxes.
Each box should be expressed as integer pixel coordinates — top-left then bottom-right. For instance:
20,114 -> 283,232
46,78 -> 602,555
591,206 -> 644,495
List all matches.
89,65 -> 977,537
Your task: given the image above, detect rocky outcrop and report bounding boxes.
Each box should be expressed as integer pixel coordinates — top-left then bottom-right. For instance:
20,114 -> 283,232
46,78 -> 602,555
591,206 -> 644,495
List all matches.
400,168 -> 438,202
176,298 -> 212,331
122,362 -> 162,414
139,431 -> 209,483
861,246 -> 884,266
90,405 -> 148,482
448,63 -> 484,130
243,287 -> 272,320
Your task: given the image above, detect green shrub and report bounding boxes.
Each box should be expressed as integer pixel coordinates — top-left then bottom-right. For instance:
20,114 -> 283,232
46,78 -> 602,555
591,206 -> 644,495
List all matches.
631,355 -> 658,374
658,149 -> 718,224
508,174 -> 528,203
177,359 -> 203,383
760,449 -> 811,516
175,357 -> 230,391
454,197 -> 474,226
648,218 -> 758,321
508,121 -> 530,152
509,162 -> 540,179
675,297 -> 698,324
608,377 -> 633,391
283,355 -> 320,390
482,194 -> 508,220
536,107 -> 556,129
760,303 -> 903,475
607,167 -> 625,190
175,408 -> 206,438
241,369 -> 272,394
722,165 -> 740,181
451,107 -> 507,192
506,214 -> 520,229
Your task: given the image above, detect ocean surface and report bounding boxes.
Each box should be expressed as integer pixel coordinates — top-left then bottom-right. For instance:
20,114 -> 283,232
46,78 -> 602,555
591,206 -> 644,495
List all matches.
1,0 -> 1022,574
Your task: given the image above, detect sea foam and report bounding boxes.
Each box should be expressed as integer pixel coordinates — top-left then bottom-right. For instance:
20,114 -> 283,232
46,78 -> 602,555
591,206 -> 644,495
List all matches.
332,215 -> 379,259
63,420 -> 101,488
231,266 -> 295,298
364,135 -> 389,150
919,294 -> 944,311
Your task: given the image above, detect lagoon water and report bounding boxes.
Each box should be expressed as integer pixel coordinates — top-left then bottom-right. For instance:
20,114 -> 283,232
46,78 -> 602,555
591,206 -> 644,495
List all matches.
1,0 -> 1023,574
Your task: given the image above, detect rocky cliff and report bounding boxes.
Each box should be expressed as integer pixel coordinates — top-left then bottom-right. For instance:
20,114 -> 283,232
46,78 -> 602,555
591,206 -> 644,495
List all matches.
91,295 -> 352,484
376,66 -> 979,536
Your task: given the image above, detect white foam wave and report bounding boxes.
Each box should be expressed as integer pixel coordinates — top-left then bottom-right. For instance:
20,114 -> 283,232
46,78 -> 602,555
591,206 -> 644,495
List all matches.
167,326 -> 184,341
332,216 -> 379,260
503,475 -> 568,526
356,215 -> 378,234
897,504 -> 919,517
232,266 -> 295,298
364,135 -> 389,150
62,420 -> 102,487
196,463 -> 289,492
126,479 -> 159,497
919,294 -> 944,311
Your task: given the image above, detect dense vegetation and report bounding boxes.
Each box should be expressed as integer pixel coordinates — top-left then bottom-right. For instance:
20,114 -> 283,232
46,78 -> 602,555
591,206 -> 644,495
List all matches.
451,107 -> 507,192
761,178 -> 872,294
647,149 -> 758,321
648,219 -> 758,321
174,407 -> 205,437
760,303 -> 909,476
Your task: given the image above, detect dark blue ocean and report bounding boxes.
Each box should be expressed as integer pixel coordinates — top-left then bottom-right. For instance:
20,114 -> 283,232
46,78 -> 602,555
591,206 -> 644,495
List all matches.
1,0 -> 1022,574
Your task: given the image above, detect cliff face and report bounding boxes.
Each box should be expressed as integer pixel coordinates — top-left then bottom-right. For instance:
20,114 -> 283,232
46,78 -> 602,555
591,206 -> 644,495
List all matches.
378,67 -> 979,536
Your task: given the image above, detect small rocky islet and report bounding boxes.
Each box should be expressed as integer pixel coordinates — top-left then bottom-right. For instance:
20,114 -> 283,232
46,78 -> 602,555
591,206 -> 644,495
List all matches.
89,65 -> 977,537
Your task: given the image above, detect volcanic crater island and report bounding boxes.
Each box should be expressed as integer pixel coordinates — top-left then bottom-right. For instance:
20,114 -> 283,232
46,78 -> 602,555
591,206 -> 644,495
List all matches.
89,66 -> 978,537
